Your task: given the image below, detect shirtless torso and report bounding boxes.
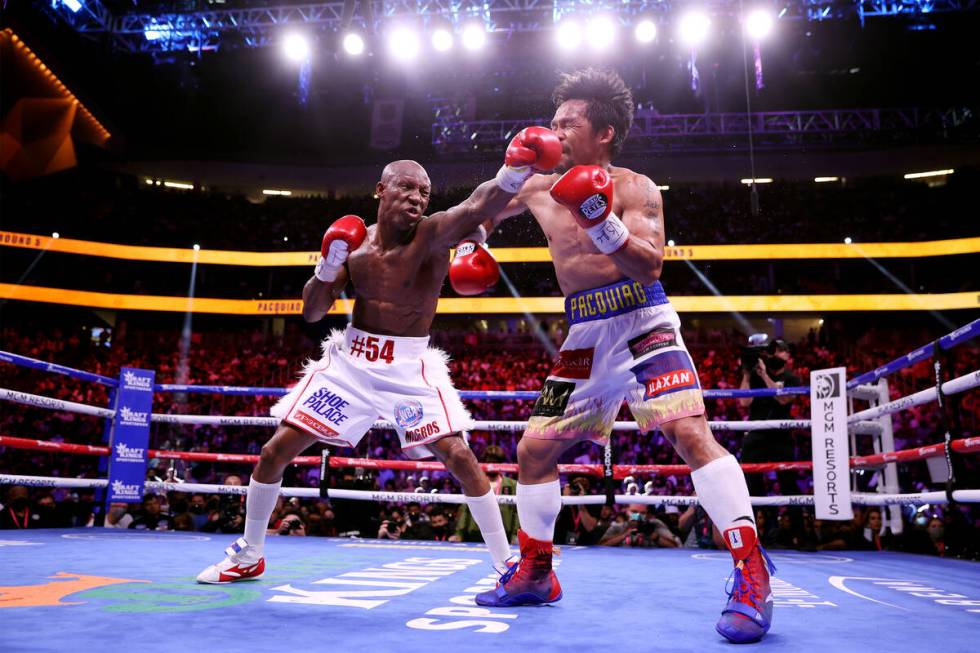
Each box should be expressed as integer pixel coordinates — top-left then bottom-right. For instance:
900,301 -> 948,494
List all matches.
303,160 -> 516,336
502,165 -> 666,295
345,220 -> 449,337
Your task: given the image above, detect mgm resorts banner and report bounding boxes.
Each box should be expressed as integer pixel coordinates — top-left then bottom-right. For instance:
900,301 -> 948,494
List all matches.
809,367 -> 853,520
106,367 -> 155,503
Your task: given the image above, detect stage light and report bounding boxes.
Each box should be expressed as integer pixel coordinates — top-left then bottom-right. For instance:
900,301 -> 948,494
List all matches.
389,26 -> 420,61
193,244 -> 201,251
342,32 -> 365,56
814,176 -> 839,183
844,237 -> 853,245
678,12 -> 710,47
262,189 -> 292,196
144,25 -> 170,41
461,23 -> 487,51
634,19 -> 657,44
282,33 -> 311,63
657,184 -> 670,191
667,239 -> 675,247
740,178 -> 772,184
587,15 -> 616,51
52,232 -> 60,239
431,28 -> 453,52
555,19 -> 583,51
745,9 -> 774,40
163,181 -> 194,190
904,169 -> 954,179
61,0 -> 82,12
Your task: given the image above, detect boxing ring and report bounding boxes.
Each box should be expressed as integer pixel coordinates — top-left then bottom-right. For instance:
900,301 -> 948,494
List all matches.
2,530 -> 978,652
1,319 -> 979,652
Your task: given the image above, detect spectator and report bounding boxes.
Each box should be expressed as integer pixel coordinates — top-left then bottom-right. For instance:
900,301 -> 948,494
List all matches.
770,510 -> 803,550
554,476 -> 609,545
738,338 -> 803,500
405,510 -> 453,541
200,492 -> 245,534
129,494 -> 175,531
31,494 -> 65,528
105,503 -> 135,529
275,513 -> 307,537
0,486 -> 32,529
188,494 -> 210,530
600,504 -> 680,548
754,509 -> 776,547
850,508 -> 893,551
378,509 -> 407,540
451,445 -> 519,544
678,504 -> 721,549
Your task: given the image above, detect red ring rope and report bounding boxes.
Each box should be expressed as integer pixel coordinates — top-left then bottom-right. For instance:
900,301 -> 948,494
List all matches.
2,434 -> 977,479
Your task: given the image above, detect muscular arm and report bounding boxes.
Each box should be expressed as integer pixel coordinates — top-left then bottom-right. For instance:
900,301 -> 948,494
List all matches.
611,174 -> 665,286
426,180 -> 526,250
301,266 -> 349,323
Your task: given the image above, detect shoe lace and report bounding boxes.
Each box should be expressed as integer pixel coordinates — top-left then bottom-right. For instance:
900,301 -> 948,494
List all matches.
498,558 -> 521,586
499,543 -> 559,586
724,546 -> 776,606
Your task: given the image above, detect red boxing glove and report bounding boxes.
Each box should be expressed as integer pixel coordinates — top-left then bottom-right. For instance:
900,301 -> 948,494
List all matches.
550,165 -> 630,255
496,126 -> 562,193
450,240 -> 500,296
315,214 -> 367,282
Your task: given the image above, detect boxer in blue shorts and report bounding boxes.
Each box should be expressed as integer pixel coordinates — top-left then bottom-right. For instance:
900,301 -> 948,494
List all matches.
473,69 -> 776,645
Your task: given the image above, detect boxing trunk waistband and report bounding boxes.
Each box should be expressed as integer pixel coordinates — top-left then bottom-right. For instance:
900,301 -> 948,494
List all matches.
343,325 -> 429,364
564,278 -> 669,326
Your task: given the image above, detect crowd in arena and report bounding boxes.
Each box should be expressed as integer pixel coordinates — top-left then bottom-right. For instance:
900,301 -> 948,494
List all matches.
1,320 -> 977,558
5,168 -> 976,250
3,170 -> 974,306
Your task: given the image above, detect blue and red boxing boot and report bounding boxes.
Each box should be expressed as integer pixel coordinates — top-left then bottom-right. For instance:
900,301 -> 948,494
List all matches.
716,525 -> 777,644
475,530 -> 562,607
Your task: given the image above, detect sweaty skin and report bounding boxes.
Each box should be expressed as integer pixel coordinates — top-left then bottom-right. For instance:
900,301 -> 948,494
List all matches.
256,160 -> 525,492
486,98 -> 729,480
490,99 -> 666,295
302,159 -> 515,336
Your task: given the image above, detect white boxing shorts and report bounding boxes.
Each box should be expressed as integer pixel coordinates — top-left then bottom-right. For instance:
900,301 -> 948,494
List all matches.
525,278 -> 705,446
270,326 -> 474,460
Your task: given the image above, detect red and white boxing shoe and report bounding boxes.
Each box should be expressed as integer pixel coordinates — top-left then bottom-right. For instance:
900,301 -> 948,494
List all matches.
196,537 -> 265,584
716,525 -> 777,644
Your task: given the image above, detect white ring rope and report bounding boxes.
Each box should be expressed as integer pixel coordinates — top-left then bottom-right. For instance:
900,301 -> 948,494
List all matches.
848,369 -> 980,423
0,388 -> 115,419
1,474 -> 977,506
148,413 -> 882,434
2,368 -> 975,432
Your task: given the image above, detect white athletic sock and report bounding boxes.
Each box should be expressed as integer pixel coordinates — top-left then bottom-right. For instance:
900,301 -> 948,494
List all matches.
465,489 -> 512,572
516,480 -> 561,542
243,476 -> 281,554
690,455 -> 756,534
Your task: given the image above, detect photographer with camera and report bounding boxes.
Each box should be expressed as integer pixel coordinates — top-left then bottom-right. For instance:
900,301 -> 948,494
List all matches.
599,504 -> 680,548
276,513 -> 307,537
554,476 -> 610,545
378,508 -> 408,540
738,336 -> 802,500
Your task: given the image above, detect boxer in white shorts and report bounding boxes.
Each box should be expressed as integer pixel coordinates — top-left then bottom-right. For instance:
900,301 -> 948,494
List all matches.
270,326 -> 473,460
197,127 -> 562,586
